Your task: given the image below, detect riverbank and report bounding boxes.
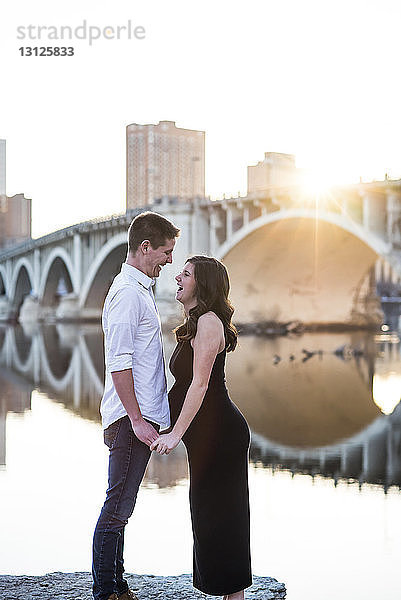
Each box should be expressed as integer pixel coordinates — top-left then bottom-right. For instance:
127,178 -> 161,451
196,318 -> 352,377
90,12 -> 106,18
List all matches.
236,319 -> 380,336
0,572 -> 286,599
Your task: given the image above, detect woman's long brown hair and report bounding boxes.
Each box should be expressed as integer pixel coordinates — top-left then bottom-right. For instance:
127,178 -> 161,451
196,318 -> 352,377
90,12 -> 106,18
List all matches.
174,255 -> 237,352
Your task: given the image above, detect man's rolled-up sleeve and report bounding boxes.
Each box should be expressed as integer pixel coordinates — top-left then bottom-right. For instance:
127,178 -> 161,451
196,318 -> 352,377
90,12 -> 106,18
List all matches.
105,287 -> 140,373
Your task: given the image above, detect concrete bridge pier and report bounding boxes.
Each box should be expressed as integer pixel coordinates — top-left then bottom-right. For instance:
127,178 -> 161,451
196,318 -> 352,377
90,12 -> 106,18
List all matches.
56,294 -> 81,321
339,444 -> 363,479
360,429 -> 387,482
0,297 -> 11,321
18,291 -> 81,323
19,295 -> 40,322
151,197 -> 211,325
386,405 -> 401,486
386,194 -> 401,247
361,192 -> 387,238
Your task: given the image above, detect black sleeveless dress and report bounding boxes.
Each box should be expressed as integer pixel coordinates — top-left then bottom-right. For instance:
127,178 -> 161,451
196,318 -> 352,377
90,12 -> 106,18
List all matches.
168,340 -> 252,596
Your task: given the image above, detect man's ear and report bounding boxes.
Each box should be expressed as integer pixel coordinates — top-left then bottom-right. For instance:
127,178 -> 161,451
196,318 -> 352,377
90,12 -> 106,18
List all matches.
140,240 -> 151,254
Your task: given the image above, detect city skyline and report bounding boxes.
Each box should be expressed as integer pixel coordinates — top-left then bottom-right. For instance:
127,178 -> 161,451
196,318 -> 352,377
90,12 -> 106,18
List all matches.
1,0 -> 401,238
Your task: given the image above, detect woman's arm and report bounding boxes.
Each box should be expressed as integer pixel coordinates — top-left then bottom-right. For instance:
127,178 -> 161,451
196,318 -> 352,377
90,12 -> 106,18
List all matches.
150,312 -> 224,454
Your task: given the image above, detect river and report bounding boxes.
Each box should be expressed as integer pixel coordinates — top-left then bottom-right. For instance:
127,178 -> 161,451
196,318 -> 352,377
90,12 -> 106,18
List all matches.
0,323 -> 400,599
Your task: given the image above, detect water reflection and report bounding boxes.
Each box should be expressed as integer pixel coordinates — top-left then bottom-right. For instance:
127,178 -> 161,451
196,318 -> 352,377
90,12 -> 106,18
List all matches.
229,333 -> 379,447
228,332 -> 401,490
0,369 -> 32,466
1,324 -> 401,490
0,323 -> 187,485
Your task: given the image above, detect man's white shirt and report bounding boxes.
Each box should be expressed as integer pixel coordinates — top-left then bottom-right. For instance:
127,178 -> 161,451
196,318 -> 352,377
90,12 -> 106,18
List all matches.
100,263 -> 170,431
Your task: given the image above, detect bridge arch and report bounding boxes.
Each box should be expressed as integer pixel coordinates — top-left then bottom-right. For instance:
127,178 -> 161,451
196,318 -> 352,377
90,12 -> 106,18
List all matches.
0,265 -> 8,296
79,335 -> 104,397
79,233 -> 127,310
217,208 -> 390,259
10,258 -> 35,318
217,208 -> 391,326
9,326 -> 34,373
37,326 -> 75,391
39,247 -> 75,306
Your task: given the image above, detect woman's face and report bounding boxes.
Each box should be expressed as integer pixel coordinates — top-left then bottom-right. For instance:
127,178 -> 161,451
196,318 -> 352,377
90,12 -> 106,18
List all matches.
175,262 -> 196,305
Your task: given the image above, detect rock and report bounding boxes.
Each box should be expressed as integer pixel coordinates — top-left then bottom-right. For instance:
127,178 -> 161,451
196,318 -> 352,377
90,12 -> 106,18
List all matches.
0,572 -> 286,599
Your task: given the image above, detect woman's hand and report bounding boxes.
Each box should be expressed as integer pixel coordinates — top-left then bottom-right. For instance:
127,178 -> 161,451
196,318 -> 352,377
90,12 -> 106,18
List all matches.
150,432 -> 181,455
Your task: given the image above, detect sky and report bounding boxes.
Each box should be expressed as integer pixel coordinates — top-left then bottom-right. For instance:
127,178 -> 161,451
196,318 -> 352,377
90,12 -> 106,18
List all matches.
1,0 -> 401,238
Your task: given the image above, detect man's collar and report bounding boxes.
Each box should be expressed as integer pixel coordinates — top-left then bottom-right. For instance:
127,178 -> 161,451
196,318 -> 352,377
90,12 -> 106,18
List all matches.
121,263 -> 155,289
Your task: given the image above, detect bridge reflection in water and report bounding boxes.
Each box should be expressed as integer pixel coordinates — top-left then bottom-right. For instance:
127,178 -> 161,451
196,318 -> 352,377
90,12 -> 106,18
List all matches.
1,324 -> 401,490
228,332 -> 401,490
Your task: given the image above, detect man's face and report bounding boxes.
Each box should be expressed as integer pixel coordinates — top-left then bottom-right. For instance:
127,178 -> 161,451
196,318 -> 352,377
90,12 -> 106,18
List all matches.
144,238 -> 175,278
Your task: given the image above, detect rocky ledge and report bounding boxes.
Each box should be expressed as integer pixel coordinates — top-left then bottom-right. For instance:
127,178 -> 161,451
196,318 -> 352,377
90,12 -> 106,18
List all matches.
0,572 -> 286,599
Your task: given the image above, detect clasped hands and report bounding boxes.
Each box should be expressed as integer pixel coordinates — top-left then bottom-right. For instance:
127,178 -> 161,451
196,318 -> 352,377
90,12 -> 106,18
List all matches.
129,417 -> 180,453
150,431 -> 181,455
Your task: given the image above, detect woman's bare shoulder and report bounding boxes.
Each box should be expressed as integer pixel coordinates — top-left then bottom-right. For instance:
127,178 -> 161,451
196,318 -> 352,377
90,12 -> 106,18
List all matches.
196,312 -> 224,344
197,311 -> 223,329
193,312 -> 225,352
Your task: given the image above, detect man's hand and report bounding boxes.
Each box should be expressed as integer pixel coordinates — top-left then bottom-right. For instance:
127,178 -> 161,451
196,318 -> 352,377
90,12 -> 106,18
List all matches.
150,432 -> 181,455
130,417 -> 159,447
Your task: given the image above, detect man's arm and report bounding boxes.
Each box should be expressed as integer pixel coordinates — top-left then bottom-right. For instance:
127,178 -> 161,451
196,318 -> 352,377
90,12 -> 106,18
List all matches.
106,287 -> 158,447
111,369 -> 159,447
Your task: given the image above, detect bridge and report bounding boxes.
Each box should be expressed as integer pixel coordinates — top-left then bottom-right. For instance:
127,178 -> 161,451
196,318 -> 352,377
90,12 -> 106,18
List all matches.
1,179 -> 401,326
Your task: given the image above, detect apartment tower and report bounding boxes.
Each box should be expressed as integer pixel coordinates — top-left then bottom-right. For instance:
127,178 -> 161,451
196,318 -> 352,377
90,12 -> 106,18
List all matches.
247,152 -> 298,194
126,120 -> 205,209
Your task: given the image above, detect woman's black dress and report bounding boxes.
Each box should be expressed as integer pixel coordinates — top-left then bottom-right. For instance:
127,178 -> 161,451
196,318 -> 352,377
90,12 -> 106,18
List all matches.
168,340 -> 252,596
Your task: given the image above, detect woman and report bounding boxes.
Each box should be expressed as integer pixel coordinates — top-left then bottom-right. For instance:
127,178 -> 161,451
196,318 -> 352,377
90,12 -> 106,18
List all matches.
151,255 -> 252,600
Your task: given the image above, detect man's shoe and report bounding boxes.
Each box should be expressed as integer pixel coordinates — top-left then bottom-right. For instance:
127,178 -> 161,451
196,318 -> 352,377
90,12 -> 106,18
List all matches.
118,591 -> 139,600
107,595 -> 118,600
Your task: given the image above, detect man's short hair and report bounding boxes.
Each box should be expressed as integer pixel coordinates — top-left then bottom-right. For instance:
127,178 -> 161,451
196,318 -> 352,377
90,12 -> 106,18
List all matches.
128,211 -> 180,254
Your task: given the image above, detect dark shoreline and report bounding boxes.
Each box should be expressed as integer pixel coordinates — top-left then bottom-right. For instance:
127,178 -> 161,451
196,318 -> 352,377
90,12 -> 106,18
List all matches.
236,319 -> 380,336
0,572 -> 286,599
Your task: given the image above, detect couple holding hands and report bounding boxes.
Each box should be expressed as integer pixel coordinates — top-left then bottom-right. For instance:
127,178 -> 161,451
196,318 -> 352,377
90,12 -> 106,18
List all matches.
92,212 -> 252,600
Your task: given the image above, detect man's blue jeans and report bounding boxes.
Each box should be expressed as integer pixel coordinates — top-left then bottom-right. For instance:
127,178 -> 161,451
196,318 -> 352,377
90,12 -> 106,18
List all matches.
92,416 -> 158,600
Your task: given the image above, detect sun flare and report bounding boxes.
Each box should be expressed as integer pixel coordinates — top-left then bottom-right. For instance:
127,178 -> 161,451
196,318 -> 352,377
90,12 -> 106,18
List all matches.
373,372 -> 401,415
299,169 -> 338,197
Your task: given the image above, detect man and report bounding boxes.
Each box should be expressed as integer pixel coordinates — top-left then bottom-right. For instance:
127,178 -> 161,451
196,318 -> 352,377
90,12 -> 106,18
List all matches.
92,211 -> 180,600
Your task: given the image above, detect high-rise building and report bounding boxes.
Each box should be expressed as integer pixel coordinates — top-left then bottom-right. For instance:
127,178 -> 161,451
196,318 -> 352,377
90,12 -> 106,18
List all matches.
126,120 -> 205,209
0,140 -> 6,196
0,194 -> 32,249
247,152 -> 298,194
0,140 -> 31,248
